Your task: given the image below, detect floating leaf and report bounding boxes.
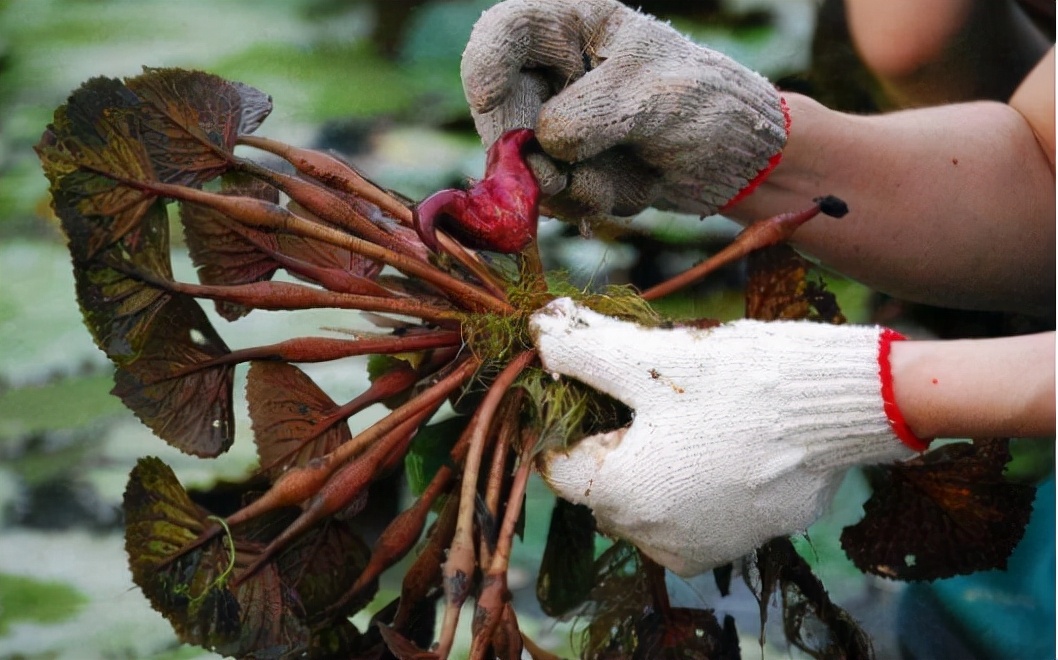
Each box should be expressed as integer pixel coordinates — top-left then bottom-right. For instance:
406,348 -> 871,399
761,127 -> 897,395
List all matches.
840,438 -> 1034,581
247,361 -> 352,479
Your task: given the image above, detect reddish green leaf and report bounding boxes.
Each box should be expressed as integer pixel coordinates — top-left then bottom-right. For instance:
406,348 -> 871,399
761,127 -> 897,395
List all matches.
247,361 -> 352,478
110,293 -> 234,457
67,200 -> 235,457
124,458 -> 371,658
73,201 -> 174,364
125,67 -> 270,185
840,438 -> 1034,581
36,76 -> 160,260
36,69 -> 270,262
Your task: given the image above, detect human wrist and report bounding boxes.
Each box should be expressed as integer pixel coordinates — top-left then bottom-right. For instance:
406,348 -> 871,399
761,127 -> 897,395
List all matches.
721,93 -> 852,222
889,333 -> 1056,439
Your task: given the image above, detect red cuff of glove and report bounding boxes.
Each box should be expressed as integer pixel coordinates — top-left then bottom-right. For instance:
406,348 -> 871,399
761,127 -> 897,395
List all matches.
721,95 -> 791,211
879,328 -> 932,452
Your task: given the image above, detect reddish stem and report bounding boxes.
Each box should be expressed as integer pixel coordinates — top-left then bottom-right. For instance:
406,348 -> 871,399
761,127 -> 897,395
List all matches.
149,277 -> 459,324
469,442 -> 534,660
167,330 -> 461,380
392,490 -> 461,631
237,134 -> 415,226
641,199 -> 832,301
121,177 -> 512,314
237,134 -> 510,301
231,402 -> 436,586
257,362 -> 422,475
237,159 -> 417,256
213,216 -> 394,297
161,357 -> 479,570
437,350 -> 535,659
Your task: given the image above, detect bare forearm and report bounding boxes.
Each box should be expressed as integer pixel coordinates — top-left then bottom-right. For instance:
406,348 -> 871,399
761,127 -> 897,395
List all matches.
727,93 -> 1055,315
890,332 -> 1055,439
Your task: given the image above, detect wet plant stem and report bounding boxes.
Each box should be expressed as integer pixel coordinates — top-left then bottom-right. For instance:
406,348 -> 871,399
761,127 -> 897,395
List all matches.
640,201 -> 827,301
152,277 -> 461,324
168,331 -> 462,380
237,134 -> 415,225
231,402 -> 438,586
123,177 -> 512,314
469,442 -> 534,660
236,159 -> 413,255
160,356 -> 479,569
437,350 -> 536,659
258,363 -> 422,475
392,491 -> 461,631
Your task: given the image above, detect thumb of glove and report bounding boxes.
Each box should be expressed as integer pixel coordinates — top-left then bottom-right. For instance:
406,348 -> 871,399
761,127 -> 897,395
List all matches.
529,297 -> 681,410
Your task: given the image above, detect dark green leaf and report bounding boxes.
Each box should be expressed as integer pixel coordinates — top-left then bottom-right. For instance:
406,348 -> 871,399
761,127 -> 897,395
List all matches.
403,416 -> 465,496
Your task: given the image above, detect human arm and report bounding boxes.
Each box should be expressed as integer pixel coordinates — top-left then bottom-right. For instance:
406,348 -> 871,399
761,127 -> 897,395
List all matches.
724,83 -> 1056,315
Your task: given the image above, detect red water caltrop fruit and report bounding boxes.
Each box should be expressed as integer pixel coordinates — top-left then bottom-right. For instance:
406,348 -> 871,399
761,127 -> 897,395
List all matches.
415,128 -> 540,254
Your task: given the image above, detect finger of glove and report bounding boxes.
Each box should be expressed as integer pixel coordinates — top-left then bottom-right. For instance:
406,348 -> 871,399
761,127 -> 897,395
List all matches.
563,149 -> 658,216
538,422 -> 716,576
461,0 -> 610,115
530,297 -> 686,409
469,71 -> 549,147
532,6 -> 697,163
469,71 -> 570,198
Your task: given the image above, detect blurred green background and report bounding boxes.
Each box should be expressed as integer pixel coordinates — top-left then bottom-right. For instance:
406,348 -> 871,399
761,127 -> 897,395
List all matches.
3,1 -> 1034,658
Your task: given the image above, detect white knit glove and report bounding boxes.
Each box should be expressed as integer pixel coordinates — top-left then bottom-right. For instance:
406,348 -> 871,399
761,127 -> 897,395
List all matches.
461,0 -> 788,218
530,298 -> 928,577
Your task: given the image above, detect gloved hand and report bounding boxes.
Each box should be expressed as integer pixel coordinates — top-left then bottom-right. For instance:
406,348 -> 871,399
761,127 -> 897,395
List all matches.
461,0 -> 789,219
530,298 -> 929,577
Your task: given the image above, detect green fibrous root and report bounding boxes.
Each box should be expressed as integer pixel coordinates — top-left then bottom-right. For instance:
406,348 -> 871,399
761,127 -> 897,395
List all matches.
458,271 -> 654,451
463,272 -> 662,367
518,368 -> 628,455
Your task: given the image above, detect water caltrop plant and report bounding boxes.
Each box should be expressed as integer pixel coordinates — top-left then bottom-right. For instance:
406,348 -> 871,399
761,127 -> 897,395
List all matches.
37,68 -> 1034,659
